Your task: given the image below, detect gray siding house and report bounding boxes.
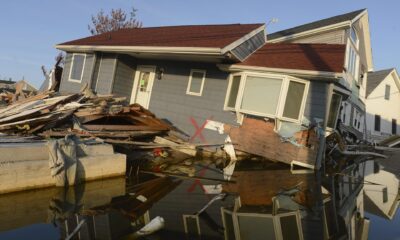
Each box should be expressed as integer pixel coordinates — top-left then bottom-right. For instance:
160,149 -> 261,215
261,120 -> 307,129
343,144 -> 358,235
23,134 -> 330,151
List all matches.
267,9 -> 374,141
55,23 -> 349,167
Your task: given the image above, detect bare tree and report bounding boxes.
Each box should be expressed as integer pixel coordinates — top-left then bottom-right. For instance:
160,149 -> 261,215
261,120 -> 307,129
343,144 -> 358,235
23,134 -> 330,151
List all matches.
88,7 -> 142,35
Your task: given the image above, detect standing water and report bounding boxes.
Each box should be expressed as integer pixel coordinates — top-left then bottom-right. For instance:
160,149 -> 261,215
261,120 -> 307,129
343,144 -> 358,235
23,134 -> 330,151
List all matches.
0,156 -> 398,240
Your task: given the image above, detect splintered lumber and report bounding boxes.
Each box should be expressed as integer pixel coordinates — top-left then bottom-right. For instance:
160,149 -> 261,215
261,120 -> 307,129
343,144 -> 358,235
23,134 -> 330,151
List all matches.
0,91 -> 170,137
141,170 -> 235,183
82,124 -> 169,132
39,129 -> 163,139
154,136 -> 196,156
82,177 -> 181,219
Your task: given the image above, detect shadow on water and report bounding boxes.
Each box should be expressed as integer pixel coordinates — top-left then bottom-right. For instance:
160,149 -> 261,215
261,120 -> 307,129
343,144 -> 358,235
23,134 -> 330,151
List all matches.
0,155 -> 398,240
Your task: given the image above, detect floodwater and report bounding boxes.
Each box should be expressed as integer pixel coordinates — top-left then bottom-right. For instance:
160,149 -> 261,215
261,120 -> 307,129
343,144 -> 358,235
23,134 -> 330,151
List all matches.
0,157 -> 398,240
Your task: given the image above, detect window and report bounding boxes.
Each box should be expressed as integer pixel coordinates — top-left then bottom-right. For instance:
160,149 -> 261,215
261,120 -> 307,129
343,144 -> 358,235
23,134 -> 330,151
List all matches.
375,115 -> 381,132
186,69 -> 206,96
226,75 -> 242,109
347,45 -> 358,79
282,81 -> 306,120
224,73 -> 308,122
350,27 -> 358,46
240,76 -> 282,116
327,93 -> 342,129
69,54 -> 86,82
385,85 -> 390,100
383,187 -> 388,203
392,119 -> 397,134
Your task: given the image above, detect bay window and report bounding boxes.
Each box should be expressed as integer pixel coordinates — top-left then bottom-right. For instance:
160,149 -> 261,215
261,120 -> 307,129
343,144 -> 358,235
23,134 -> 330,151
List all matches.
240,76 -> 282,116
224,73 -> 309,123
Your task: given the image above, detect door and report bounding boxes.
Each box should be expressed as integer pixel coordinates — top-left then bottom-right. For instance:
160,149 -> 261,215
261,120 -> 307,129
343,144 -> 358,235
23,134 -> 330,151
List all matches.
130,65 -> 156,108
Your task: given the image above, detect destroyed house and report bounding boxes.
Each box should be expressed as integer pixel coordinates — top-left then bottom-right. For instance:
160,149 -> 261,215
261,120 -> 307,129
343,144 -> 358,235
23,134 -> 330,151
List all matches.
56,22 -> 349,168
268,9 -> 374,141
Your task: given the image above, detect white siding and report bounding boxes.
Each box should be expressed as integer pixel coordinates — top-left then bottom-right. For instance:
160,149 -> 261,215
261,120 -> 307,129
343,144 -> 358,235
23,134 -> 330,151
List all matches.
291,29 -> 346,44
366,73 -> 400,141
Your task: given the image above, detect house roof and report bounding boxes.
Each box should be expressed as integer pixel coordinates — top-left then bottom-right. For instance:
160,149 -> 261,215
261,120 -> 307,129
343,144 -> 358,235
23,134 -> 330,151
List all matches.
235,43 -> 346,73
366,68 -> 394,97
267,9 -> 366,40
57,24 -> 264,49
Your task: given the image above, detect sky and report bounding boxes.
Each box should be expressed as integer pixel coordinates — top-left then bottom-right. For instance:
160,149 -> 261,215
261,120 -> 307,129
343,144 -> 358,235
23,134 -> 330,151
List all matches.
1,0 -> 399,88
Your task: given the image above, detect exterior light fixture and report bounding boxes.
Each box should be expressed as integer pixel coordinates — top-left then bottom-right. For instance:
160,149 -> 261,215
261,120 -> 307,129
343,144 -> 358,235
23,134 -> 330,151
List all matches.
156,67 -> 165,80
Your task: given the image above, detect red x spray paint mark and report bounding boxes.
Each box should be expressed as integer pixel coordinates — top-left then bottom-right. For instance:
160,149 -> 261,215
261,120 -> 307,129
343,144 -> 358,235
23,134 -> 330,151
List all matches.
189,116 -> 213,144
187,167 -> 207,193
187,116 -> 213,199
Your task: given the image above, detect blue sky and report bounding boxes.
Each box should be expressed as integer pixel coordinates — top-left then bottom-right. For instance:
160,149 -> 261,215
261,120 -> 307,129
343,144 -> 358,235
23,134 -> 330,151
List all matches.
1,0 -> 399,88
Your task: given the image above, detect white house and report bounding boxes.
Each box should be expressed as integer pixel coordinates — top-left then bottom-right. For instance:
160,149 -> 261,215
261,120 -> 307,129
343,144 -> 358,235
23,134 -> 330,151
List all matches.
363,161 -> 400,220
365,68 -> 400,142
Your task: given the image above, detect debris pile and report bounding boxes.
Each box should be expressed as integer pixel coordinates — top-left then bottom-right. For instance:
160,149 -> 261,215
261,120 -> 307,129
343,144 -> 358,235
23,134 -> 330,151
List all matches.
0,90 -> 171,139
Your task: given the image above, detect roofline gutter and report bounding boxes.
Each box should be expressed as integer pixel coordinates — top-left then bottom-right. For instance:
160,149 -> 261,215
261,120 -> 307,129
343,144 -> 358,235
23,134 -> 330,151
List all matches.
54,45 -> 223,56
217,64 -> 343,79
267,21 -> 351,43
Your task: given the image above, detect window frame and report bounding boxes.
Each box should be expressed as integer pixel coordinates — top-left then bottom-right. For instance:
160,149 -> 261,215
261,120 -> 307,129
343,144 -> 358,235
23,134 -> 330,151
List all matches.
223,72 -> 309,123
68,53 -> 87,83
326,93 -> 343,130
392,119 -> 397,135
231,210 -> 304,240
350,27 -> 359,48
279,77 -> 309,123
224,73 -> 244,111
385,84 -> 391,100
374,114 -> 381,132
186,69 -> 206,96
237,72 -> 285,119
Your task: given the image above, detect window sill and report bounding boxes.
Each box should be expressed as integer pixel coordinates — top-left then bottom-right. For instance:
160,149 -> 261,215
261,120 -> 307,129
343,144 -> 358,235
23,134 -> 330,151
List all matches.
186,92 -> 202,97
68,79 -> 82,83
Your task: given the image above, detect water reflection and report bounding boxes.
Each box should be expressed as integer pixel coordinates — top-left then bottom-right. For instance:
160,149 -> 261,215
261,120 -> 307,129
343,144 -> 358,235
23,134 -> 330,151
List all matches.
0,156 -> 398,240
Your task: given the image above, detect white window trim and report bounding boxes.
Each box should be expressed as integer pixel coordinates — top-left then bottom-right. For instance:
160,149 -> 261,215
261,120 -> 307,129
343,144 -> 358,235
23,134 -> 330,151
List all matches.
236,72 -> 286,119
186,69 -> 206,96
224,73 -> 244,111
68,53 -> 87,83
345,39 -> 360,82
231,210 -> 303,240
350,27 -> 359,49
279,76 -> 310,123
326,93 -> 343,132
223,71 -> 309,123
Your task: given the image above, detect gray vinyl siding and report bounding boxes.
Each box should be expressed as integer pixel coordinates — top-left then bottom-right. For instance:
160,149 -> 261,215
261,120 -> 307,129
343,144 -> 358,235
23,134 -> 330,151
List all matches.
112,55 -> 136,99
59,52 -> 95,93
95,53 -> 117,94
303,81 -> 329,122
143,59 -> 237,143
291,29 -> 346,44
231,30 -> 266,61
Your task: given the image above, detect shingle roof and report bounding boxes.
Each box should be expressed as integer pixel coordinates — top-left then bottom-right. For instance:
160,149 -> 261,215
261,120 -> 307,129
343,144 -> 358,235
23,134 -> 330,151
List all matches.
267,9 -> 366,40
236,43 -> 346,73
58,24 -> 264,49
366,69 -> 394,97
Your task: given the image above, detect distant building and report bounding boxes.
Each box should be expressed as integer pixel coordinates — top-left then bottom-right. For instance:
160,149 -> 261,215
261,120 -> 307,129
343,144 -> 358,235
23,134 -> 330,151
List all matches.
0,79 -> 37,92
365,68 -> 400,142
0,79 -> 16,89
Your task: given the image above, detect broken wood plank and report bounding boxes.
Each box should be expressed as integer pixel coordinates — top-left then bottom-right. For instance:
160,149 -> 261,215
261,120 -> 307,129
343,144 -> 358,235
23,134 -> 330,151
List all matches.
82,124 -> 169,131
154,136 -> 196,156
141,170 -> 235,183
